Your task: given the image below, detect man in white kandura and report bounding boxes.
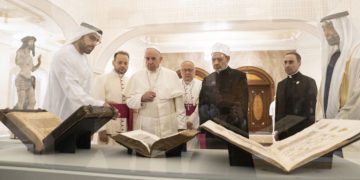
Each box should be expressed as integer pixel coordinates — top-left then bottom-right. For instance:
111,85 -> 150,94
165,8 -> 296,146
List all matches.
319,11 -> 360,120
44,22 -> 109,120
124,47 -> 186,156
319,11 -> 360,162
92,51 -> 130,145
180,61 -> 202,149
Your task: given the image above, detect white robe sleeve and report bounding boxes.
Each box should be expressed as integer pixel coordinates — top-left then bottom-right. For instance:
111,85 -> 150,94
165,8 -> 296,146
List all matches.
124,71 -> 145,109
336,89 -> 360,119
175,96 -> 186,130
54,59 -> 104,108
336,54 -> 360,119
91,75 -> 107,132
91,75 -> 106,101
126,94 -> 144,109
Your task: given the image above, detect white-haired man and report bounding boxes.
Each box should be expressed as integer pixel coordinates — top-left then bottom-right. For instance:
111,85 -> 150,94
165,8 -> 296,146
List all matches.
319,11 -> 360,120
319,11 -> 360,160
124,47 -> 186,156
44,22 -> 109,120
180,60 -> 202,149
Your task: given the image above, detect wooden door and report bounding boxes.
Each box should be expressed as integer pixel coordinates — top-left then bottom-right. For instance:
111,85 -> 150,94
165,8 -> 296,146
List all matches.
248,85 -> 272,132
238,66 -> 275,133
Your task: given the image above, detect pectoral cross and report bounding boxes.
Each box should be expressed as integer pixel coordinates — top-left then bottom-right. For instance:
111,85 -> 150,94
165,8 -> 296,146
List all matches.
185,103 -> 192,111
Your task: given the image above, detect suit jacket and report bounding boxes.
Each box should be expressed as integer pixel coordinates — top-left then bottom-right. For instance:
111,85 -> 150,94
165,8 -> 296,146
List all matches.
275,72 -> 317,140
199,67 -> 249,135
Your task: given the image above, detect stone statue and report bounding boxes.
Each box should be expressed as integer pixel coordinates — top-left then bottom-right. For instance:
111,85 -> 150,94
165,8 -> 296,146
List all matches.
14,36 -> 41,110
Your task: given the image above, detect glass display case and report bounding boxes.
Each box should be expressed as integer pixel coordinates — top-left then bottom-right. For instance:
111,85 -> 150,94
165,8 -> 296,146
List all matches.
0,0 -> 359,179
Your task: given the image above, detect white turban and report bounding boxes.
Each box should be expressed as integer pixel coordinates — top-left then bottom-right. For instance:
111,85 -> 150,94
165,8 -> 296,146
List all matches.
212,43 -> 230,56
67,22 -> 103,44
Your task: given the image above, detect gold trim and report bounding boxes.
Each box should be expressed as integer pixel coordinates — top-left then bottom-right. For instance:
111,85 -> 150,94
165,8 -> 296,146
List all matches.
339,44 -> 360,109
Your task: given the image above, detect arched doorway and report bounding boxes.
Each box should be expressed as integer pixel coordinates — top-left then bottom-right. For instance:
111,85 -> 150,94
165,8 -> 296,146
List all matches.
238,66 -> 275,133
176,67 -> 209,80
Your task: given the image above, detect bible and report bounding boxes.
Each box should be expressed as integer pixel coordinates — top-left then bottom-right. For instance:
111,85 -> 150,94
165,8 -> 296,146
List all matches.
200,119 -> 360,172
0,105 -> 115,154
111,129 -> 199,157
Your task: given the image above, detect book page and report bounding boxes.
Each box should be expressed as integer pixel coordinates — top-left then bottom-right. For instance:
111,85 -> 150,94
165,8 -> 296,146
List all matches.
122,130 -> 160,148
5,112 -> 60,153
111,130 -> 160,156
200,121 -> 286,171
151,129 -> 199,153
271,119 -> 360,171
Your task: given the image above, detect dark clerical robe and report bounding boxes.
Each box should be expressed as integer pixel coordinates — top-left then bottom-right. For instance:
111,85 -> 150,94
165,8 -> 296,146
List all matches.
199,67 -> 253,166
275,72 -> 317,140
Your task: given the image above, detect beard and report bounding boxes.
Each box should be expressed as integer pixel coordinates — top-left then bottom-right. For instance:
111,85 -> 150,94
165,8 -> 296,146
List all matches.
79,43 -> 94,54
78,38 -> 95,54
115,68 -> 127,75
83,46 -> 94,54
213,65 -> 222,72
327,35 -> 340,46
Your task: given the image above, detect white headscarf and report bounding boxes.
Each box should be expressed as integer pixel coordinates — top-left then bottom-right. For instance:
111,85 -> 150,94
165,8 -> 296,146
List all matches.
319,11 -> 360,118
67,22 -> 103,44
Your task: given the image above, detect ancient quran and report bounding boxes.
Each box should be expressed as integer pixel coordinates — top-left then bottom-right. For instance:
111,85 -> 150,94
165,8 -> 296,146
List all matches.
0,106 -> 115,154
111,129 -> 199,157
200,119 -> 360,172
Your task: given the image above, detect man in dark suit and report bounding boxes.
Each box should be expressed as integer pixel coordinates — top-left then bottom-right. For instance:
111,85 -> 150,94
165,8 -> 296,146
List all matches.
275,52 -> 317,140
199,43 -> 253,166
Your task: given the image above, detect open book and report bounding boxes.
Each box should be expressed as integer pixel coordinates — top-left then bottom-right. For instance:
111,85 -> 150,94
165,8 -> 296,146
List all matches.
111,129 -> 199,157
200,119 -> 360,172
0,106 -> 115,154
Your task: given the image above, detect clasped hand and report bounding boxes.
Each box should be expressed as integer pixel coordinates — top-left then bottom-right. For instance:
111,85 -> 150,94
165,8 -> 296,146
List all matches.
141,91 -> 156,102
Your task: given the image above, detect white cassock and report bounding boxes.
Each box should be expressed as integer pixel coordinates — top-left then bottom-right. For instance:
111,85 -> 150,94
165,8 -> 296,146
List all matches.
43,44 -> 103,120
181,78 -> 202,149
91,70 -> 128,145
124,67 -> 186,138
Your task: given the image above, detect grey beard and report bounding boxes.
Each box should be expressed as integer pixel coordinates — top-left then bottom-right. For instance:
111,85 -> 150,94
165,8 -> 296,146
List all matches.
327,36 -> 340,46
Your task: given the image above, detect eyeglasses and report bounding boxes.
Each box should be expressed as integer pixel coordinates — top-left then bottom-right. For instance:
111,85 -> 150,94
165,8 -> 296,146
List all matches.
181,68 -> 194,72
